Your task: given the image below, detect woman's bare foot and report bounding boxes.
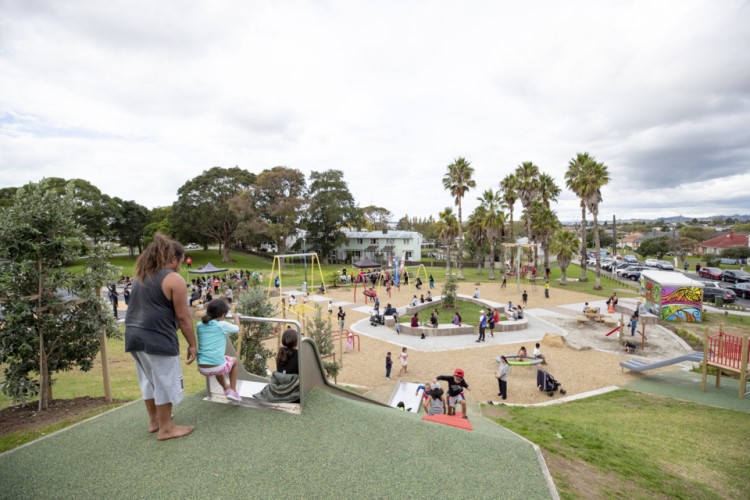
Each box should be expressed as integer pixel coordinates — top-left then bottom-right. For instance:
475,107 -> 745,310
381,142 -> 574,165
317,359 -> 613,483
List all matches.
157,425 -> 194,441
148,414 -> 173,433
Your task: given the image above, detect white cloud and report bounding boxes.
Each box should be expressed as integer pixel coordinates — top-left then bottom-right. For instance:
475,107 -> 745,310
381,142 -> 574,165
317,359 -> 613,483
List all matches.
1,0 -> 748,222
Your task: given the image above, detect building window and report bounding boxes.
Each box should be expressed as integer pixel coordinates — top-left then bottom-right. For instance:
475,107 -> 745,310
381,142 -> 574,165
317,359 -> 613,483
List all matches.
404,239 -> 411,244
357,238 -> 363,244
386,238 -> 395,244
371,238 -> 377,244
405,251 -> 413,260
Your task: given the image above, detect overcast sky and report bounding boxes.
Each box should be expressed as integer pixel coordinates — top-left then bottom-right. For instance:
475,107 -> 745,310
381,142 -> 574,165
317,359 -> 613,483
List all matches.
1,0 -> 749,223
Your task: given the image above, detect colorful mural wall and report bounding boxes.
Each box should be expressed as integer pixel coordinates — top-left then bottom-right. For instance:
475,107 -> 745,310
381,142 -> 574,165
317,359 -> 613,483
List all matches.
641,278 -> 702,322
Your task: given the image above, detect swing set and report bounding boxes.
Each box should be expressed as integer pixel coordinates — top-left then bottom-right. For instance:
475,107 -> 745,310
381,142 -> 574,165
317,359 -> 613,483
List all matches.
352,264 -> 430,303
266,253 -> 328,332
501,242 -> 541,292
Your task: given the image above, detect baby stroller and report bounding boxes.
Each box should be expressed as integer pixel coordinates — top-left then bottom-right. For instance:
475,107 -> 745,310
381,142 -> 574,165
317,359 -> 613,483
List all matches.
370,313 -> 385,326
537,369 -> 566,397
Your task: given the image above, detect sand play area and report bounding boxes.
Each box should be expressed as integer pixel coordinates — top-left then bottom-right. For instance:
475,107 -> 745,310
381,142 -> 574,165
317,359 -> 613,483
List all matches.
313,280 -> 694,407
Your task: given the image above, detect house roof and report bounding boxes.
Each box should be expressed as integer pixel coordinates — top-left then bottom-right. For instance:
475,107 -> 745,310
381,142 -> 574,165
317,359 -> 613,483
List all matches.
699,230 -> 749,250
641,271 -> 704,287
622,232 -> 644,243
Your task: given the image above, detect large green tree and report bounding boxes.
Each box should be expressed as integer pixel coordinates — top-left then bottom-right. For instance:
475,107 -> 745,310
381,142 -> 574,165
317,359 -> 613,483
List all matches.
442,157 -> 476,279
44,178 -> 119,244
171,167 -> 256,262
231,166 -> 306,253
0,181 -> 119,410
110,198 -> 150,255
362,205 -> 393,231
303,170 -> 363,263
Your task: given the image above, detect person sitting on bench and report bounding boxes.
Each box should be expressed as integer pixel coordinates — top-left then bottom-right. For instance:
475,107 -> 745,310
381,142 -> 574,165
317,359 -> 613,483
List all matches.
429,310 -> 439,328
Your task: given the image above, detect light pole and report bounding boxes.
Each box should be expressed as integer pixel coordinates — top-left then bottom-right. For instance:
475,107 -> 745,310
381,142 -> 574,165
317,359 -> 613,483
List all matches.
302,237 -> 308,285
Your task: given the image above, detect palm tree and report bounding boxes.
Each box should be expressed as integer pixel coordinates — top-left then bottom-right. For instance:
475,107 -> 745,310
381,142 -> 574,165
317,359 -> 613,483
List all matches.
514,162 -> 540,244
565,152 -> 610,288
499,173 -> 518,273
549,229 -> 579,282
584,160 -> 610,289
565,152 -> 596,282
477,189 -> 506,280
466,207 -> 487,275
442,157 -> 476,279
537,173 -> 561,208
436,207 -> 459,275
530,202 -> 561,273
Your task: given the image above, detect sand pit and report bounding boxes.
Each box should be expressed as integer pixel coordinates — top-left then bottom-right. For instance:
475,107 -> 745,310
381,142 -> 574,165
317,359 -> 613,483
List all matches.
279,280 -> 695,406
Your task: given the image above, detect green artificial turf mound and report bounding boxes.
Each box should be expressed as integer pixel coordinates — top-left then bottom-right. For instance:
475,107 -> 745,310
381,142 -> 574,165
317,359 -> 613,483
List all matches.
0,389 -> 551,499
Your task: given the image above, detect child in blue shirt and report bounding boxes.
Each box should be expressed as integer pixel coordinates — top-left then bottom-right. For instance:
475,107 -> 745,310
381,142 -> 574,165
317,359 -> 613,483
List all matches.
197,299 -> 241,402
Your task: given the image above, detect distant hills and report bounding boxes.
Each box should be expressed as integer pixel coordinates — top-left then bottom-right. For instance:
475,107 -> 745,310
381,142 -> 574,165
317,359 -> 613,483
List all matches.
561,214 -> 750,225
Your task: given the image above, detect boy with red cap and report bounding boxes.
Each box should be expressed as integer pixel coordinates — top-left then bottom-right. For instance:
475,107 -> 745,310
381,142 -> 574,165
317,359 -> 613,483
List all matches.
436,368 -> 471,419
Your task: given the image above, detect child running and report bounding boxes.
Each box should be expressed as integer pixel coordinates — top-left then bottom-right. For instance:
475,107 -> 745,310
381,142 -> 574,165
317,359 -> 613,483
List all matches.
437,368 -> 470,419
196,299 -> 241,402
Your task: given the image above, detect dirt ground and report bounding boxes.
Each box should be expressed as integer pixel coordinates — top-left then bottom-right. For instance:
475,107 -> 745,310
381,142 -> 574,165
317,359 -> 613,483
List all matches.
323,281 -> 693,406
0,397 -> 125,438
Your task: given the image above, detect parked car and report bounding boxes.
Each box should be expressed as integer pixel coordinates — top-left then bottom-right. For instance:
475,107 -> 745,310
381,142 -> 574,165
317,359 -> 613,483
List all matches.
623,255 -> 639,264
726,282 -> 750,299
645,258 -> 659,267
624,270 -> 643,281
701,287 -> 737,304
719,257 -> 739,265
616,265 -> 647,277
720,270 -> 750,283
655,260 -> 674,270
698,267 -> 723,280
185,243 -> 200,250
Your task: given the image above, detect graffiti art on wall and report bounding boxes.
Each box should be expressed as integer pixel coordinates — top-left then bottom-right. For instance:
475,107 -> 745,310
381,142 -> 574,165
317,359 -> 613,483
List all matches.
659,285 -> 702,322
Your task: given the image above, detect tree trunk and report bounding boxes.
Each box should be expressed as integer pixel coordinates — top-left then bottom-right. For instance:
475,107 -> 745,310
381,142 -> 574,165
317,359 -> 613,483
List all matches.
221,238 -> 231,262
488,240 -> 496,280
579,203 -> 588,282
457,204 -> 464,279
561,267 -> 567,282
592,205 -> 602,290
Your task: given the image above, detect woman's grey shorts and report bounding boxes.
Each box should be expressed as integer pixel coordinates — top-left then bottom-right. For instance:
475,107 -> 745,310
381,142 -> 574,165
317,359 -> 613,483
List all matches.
131,351 -> 184,405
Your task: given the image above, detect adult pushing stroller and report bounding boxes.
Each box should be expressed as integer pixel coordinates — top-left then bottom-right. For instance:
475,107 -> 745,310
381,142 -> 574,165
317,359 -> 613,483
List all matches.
537,369 -> 566,397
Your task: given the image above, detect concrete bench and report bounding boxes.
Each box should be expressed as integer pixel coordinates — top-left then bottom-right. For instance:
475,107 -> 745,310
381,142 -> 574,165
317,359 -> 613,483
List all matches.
399,324 -> 476,337
384,316 -> 396,327
577,315 -> 589,324
495,318 -> 529,331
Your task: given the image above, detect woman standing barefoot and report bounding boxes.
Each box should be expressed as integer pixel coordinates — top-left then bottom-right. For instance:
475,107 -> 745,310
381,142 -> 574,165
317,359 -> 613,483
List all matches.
125,233 -> 197,441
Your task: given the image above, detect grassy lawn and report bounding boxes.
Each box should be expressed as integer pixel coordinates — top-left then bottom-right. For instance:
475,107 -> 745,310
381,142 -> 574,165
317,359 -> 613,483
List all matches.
0,335 -> 207,413
488,390 -> 750,499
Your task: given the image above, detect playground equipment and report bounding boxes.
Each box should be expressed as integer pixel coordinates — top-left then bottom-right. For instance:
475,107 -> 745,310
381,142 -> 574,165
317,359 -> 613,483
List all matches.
205,316 -> 389,411
497,355 -> 543,367
620,351 -> 704,372
351,263 -> 429,303
501,242 -> 540,292
267,252 -> 327,299
702,327 -> 749,399
387,381 -> 423,414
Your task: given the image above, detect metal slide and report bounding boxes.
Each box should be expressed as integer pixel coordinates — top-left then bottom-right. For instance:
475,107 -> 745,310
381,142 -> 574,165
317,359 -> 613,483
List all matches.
387,381 -> 424,414
619,351 -> 704,372
204,316 -> 389,412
